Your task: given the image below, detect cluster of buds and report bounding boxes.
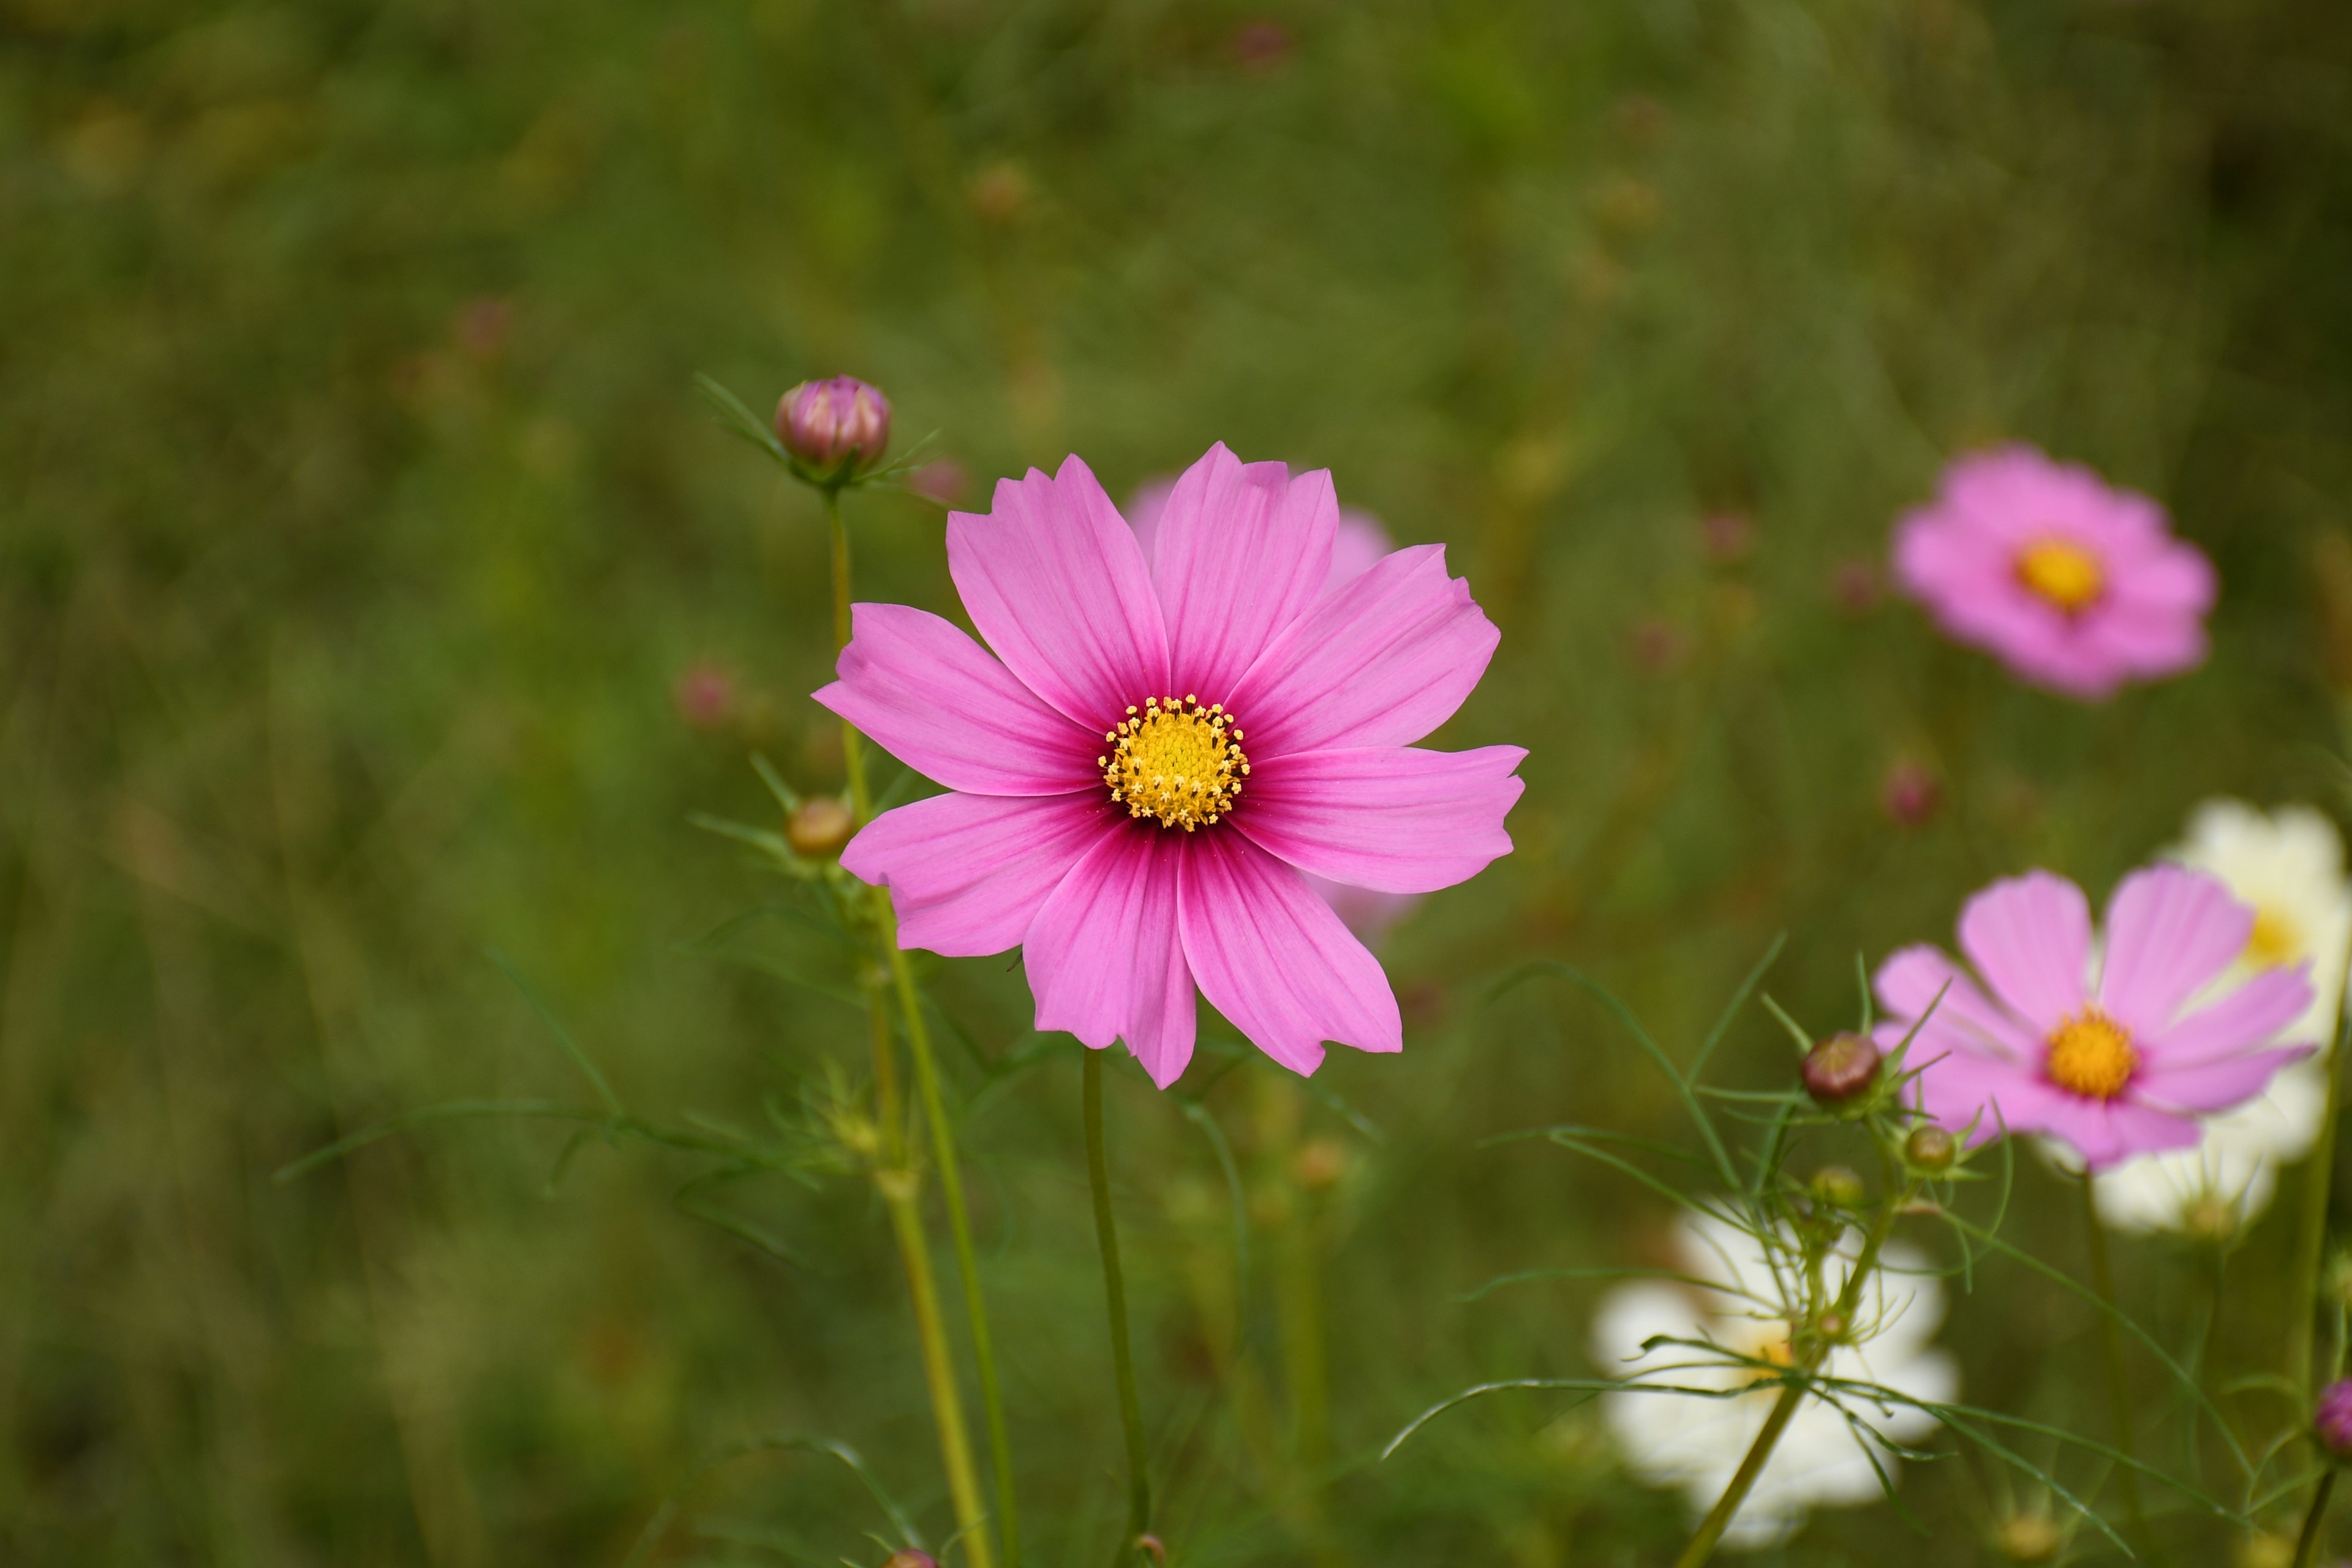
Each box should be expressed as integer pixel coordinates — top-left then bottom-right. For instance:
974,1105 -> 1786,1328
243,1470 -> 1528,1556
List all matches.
776,375 -> 892,486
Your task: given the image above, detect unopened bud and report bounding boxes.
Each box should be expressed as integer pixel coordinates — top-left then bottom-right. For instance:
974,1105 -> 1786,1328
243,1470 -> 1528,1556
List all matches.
1801,1032 -> 1880,1106
1904,1125 -> 1958,1173
880,1552 -> 939,1568
1133,1537 -> 1167,1566
786,797 -> 856,858
1815,1310 -> 1850,1342
2316,1378 -> 2352,1458
1292,1137 -> 1347,1193
776,376 -> 891,482
1809,1166 -> 1866,1210
1993,1513 -> 2061,1562
1881,759 -> 1941,828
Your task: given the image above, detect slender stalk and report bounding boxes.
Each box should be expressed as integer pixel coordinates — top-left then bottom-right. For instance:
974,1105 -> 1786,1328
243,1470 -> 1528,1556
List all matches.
2292,949 -> 2352,1396
821,487 -> 872,821
867,988 -> 993,1568
2294,1468 -> 2338,1568
824,482 -> 1016,1561
1676,1163 -> 1911,1568
886,925 -> 1022,1567
1085,1050 -> 1153,1556
2080,1172 -> 2154,1556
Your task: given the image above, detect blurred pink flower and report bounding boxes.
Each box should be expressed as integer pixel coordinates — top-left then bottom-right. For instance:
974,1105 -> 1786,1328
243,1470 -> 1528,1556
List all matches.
910,456 -> 968,505
820,443 -> 1523,1086
674,662 -> 735,730
1892,445 -> 2215,700
1880,760 -> 1940,828
1129,477 -> 1422,941
1874,867 -> 2315,1169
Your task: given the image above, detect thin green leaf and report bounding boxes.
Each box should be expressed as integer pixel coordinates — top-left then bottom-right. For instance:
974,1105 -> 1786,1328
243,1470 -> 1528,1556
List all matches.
489,949 -> 623,1117
621,1431 -> 919,1568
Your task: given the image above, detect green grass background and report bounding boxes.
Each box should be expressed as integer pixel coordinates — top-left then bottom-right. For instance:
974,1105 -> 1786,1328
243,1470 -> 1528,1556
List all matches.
6,0 -> 2352,1561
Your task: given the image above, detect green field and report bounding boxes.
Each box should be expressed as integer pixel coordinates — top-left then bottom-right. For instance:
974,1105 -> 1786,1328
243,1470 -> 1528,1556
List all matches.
6,0 -> 2352,1561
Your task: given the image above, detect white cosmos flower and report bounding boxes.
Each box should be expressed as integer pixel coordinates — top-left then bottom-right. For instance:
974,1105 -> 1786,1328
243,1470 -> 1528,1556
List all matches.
1591,1210 -> 1957,1550
2095,801 -> 2351,1238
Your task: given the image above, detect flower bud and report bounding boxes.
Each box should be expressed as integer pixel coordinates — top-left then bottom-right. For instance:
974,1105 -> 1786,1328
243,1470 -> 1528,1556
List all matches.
775,376 -> 891,482
1904,1125 -> 1958,1173
880,1553 -> 939,1568
1291,1137 -> 1348,1193
1801,1032 -> 1880,1106
1881,760 -> 1941,829
1992,1512 -> 2060,1562
2316,1378 -> 2352,1458
1809,1166 -> 1866,1210
786,797 -> 856,859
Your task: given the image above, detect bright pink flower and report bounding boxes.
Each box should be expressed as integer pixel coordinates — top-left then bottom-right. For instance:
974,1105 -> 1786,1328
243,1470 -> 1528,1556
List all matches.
1873,867 -> 2315,1169
820,443 -> 1524,1087
1131,476 -> 1422,942
1891,445 -> 2215,700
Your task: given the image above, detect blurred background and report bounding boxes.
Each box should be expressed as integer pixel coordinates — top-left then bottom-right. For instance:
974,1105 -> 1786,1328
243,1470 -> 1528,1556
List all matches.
6,0 -> 2352,1561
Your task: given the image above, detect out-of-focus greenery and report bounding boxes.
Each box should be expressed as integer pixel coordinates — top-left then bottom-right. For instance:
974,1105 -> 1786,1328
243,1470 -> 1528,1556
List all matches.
7,0 -> 2352,1562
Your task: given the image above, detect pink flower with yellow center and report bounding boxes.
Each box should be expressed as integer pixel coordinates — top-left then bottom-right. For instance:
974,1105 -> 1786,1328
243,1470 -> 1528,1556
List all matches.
1872,867 -> 2316,1169
1891,445 -> 2215,699
817,443 -> 1525,1087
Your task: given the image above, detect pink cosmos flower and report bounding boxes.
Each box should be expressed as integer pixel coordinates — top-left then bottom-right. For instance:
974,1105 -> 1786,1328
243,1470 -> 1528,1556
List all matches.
818,443 -> 1525,1087
1129,477 -> 1422,943
1872,867 -> 2315,1169
1891,445 -> 2215,700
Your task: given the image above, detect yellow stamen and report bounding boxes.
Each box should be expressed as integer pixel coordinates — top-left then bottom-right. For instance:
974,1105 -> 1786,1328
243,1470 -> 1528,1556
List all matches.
2016,539 -> 2105,613
1102,695 -> 1250,832
2044,1009 -> 2136,1100
2245,907 -> 2299,968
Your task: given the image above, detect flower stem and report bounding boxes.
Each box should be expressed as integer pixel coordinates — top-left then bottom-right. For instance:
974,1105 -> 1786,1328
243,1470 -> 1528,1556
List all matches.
2295,1468 -> 2337,1568
2291,949 -> 2352,1396
821,486 -> 872,821
2080,1171 -> 2155,1557
867,989 -> 993,1568
1084,1049 -> 1153,1558
886,924 -> 1022,1568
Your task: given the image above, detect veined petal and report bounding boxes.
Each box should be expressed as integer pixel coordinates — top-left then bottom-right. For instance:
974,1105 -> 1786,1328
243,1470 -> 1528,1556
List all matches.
816,603 -> 1101,795
1234,744 -> 1526,894
2136,1046 -> 2314,1115
1872,945 -> 2038,1061
2098,864 -> 2255,1033
1024,826 -> 1197,1087
1178,831 -> 1401,1076
2141,964 -> 2315,1065
842,791 -> 1112,957
1226,545 -> 1499,758
948,455 -> 1170,728
1148,443 -> 1337,701
1956,872 -> 2092,1035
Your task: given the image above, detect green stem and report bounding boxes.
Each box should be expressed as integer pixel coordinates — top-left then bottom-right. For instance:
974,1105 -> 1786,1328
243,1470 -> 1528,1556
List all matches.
867,987 -> 992,1568
2081,1171 -> 2154,1556
2292,950 -> 2352,1397
2294,1468 -> 2337,1568
1676,1167 -> 1911,1568
822,487 -> 872,822
1084,1050 -> 1152,1557
887,924 -> 1022,1568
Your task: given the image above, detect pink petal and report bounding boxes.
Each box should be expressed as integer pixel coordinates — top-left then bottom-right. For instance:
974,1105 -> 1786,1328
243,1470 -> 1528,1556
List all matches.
2136,1046 -> 2314,1115
1234,744 -> 1526,894
1902,1047 -> 2068,1143
2052,1099 -> 2203,1170
2140,965 -> 2315,1065
815,604 -> 1102,796
1146,443 -> 1338,701
2097,865 -> 2255,1034
1023,825 -> 1196,1088
1326,508 -> 1394,591
1872,944 -> 2040,1060
841,791 -> 1112,957
1226,545 -> 1499,758
1956,872 -> 2093,1035
1177,830 -> 1401,1076
1302,873 -> 1420,942
948,455 -> 1170,728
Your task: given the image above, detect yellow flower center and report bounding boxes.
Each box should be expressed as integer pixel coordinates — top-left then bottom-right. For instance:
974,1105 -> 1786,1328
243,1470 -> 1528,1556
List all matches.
2044,1009 -> 2137,1099
2245,906 -> 2299,968
1101,695 -> 1250,832
2016,539 -> 2105,613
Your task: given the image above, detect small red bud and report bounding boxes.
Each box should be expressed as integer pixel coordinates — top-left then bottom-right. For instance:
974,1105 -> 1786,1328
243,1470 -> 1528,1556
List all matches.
1801,1032 -> 1881,1106
2318,1379 -> 2352,1458
1881,760 -> 1942,829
